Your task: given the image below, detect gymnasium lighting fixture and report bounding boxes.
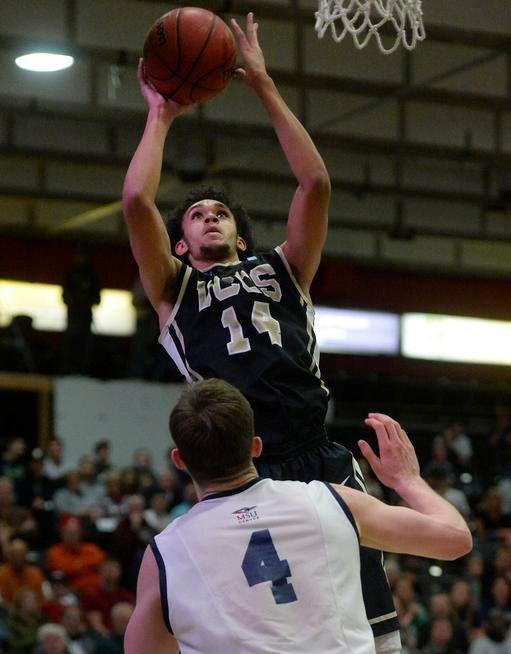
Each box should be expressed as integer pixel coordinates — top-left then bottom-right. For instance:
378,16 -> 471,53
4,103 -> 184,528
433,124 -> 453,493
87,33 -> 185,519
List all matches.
15,52 -> 74,72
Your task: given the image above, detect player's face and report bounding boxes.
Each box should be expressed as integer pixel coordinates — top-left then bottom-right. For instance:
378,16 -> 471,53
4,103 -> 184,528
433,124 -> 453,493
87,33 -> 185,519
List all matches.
177,199 -> 246,262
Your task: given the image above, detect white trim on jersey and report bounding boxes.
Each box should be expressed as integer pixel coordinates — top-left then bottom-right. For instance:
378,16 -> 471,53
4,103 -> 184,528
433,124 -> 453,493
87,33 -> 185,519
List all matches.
274,245 -> 313,308
158,265 -> 193,339
158,266 -> 203,383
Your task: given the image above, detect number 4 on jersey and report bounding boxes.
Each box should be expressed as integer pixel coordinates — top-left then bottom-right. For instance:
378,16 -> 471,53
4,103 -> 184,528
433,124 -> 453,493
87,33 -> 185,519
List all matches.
241,529 -> 297,604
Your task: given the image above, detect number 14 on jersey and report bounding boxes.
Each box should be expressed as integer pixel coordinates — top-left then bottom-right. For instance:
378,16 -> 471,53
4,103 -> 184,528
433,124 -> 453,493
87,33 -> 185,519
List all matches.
222,301 -> 282,355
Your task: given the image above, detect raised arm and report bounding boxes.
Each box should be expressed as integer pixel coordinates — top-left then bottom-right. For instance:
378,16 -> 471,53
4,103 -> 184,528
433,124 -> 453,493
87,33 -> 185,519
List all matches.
122,60 -> 191,318
231,14 -> 331,296
334,413 -> 472,560
125,546 -> 180,654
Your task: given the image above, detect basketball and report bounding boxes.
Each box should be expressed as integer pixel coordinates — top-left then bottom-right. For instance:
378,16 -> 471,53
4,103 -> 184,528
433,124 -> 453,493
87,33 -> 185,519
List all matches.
143,7 -> 237,105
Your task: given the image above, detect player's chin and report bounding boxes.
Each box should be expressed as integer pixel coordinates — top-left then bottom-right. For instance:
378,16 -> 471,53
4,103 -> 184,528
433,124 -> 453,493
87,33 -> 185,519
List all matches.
200,242 -> 231,260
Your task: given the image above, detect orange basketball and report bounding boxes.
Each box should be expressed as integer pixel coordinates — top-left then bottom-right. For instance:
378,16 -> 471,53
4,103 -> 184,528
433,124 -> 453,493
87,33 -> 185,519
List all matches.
143,7 -> 237,105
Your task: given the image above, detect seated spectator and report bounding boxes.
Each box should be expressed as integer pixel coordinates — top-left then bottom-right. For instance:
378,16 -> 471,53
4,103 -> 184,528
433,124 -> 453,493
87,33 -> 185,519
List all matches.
81,559 -> 134,636
5,587 -> 44,653
479,577 -> 511,628
53,471 -> 102,521
47,517 -> 106,593
0,537 -> 45,604
143,492 -> 172,533
61,605 -> 101,654
92,441 -> 113,482
476,488 -> 511,538
130,448 -> 157,497
426,464 -> 471,520
41,571 -> 80,624
0,435 -> 28,482
421,591 -> 468,653
169,481 -> 197,520
393,573 -> 429,651
422,616 -> 464,654
469,609 -> 511,654
442,419 -> 474,473
76,457 -> 105,509
98,472 -> 128,523
450,578 -> 478,634
423,438 -> 458,481
114,495 -> 152,591
92,602 -> 133,654
33,622 -> 81,654
0,476 -> 37,551
42,437 -> 75,485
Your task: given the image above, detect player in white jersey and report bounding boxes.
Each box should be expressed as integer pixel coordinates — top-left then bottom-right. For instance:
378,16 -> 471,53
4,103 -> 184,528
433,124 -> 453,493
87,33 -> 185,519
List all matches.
124,379 -> 472,654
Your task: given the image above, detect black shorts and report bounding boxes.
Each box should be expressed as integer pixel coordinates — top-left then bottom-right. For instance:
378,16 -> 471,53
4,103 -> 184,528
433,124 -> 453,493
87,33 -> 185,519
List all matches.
255,439 -> 400,638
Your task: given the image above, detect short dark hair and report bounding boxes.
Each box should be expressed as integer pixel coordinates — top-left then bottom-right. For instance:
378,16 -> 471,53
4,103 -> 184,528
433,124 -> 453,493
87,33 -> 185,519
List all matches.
169,379 -> 255,484
166,186 -> 255,261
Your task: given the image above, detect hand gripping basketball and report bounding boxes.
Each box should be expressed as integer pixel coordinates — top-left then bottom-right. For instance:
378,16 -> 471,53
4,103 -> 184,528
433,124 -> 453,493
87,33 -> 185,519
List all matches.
143,7 -> 237,105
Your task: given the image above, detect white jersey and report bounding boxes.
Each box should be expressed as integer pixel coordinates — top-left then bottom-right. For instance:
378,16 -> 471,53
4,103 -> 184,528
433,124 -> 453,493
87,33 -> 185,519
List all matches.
152,477 -> 375,654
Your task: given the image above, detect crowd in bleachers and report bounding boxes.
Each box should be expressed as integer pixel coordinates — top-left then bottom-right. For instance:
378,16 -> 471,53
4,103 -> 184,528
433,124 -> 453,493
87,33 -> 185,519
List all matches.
0,435 -> 196,654
0,405 -> 511,652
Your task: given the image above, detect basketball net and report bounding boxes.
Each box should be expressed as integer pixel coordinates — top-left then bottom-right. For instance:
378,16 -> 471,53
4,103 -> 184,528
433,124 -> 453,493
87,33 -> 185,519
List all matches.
315,0 -> 426,54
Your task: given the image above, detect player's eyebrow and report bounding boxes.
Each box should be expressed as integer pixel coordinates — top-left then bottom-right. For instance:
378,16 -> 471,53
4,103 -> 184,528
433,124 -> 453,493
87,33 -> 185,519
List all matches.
188,202 -> 229,213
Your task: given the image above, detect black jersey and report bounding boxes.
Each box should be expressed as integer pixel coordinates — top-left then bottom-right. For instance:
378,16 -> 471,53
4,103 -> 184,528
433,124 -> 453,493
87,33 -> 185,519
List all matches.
159,246 -> 329,459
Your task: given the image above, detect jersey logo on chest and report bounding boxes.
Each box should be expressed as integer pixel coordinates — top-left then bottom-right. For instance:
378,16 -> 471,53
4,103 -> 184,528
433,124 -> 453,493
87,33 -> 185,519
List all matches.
197,263 -> 282,312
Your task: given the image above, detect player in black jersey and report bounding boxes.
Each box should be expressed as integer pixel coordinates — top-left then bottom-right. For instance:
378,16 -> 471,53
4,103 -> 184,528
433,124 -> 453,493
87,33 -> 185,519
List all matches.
123,14 -> 400,654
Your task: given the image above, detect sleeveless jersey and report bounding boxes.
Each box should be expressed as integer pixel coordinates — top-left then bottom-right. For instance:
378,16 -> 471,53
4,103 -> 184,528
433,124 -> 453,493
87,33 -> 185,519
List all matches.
159,246 -> 329,458
152,478 -> 375,654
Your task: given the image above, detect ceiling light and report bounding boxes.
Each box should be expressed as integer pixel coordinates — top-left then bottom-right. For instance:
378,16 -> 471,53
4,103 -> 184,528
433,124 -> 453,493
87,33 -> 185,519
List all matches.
15,52 -> 74,72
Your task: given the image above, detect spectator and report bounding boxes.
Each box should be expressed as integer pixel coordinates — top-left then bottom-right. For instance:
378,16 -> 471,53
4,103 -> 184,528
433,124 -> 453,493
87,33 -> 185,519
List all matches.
0,476 -> 36,550
130,449 -> 157,497
114,496 -> 152,591
0,537 -> 45,604
393,573 -> 429,651
98,472 -> 128,523
92,442 -> 112,481
168,481 -> 197,520
34,622 -> 82,654
5,587 -> 44,653
47,517 -> 106,593
423,592 -> 468,652
0,435 -> 27,482
53,471 -> 102,521
41,571 -> 80,625
42,438 -> 75,485
469,609 -> 511,654
93,602 -> 133,654
61,605 -> 101,654
476,488 -> 511,538
422,616 -> 464,654
480,577 -> 511,628
81,559 -> 135,636
450,578 -> 478,634
426,464 -> 471,519
442,420 -> 473,472
143,492 -> 171,533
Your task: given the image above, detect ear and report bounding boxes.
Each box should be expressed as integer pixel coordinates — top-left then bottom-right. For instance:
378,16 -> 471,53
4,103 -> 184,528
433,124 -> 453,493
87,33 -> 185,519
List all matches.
175,239 -> 189,256
251,436 -> 263,459
236,236 -> 247,253
171,448 -> 187,471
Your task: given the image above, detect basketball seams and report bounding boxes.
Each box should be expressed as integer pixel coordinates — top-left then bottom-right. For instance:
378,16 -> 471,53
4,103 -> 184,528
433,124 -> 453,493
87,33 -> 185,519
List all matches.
143,8 -> 236,104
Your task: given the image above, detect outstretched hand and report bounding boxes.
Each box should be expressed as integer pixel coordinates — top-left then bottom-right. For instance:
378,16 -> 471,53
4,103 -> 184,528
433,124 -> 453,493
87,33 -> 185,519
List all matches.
137,59 -> 195,119
359,413 -> 420,491
230,13 -> 268,87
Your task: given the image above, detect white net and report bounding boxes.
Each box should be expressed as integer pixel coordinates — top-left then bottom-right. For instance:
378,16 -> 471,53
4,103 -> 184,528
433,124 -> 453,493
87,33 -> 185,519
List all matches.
315,0 -> 426,55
